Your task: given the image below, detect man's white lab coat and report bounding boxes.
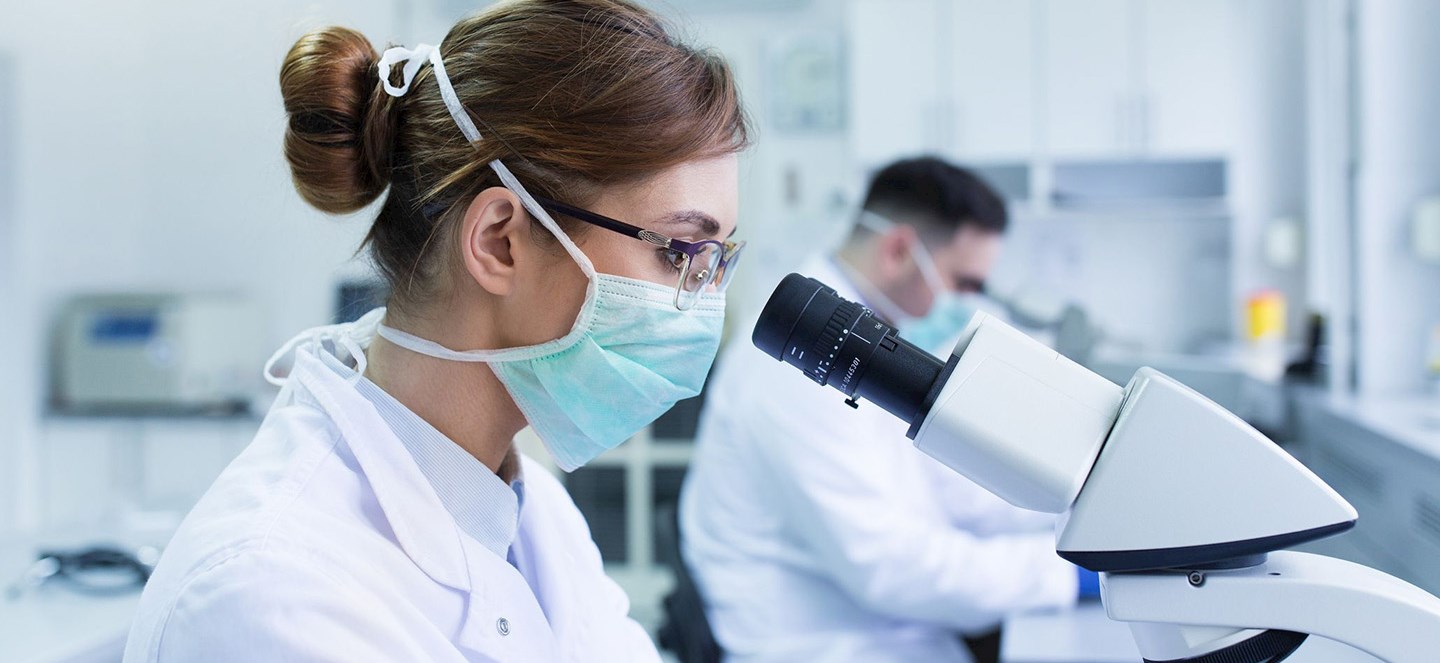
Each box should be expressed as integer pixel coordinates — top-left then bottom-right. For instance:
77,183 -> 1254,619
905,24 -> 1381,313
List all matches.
124,315 -> 660,662
680,258 -> 1077,663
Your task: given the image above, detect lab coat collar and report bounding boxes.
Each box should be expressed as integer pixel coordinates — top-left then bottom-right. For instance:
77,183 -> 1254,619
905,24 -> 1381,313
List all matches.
810,254 -> 868,304
354,375 -> 523,559
284,332 -> 475,593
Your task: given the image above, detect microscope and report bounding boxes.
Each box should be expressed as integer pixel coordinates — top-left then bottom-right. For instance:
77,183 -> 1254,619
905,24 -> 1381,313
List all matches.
752,274 -> 1440,663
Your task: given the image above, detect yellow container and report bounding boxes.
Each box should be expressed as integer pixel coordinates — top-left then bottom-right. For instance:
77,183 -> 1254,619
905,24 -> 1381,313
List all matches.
1246,290 -> 1286,342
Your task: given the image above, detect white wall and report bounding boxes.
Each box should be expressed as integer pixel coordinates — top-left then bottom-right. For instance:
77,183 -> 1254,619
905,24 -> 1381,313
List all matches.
1,52 -> 19,534
1227,0 -> 1308,341
0,0 -> 416,532
652,1 -> 854,323
1354,0 -> 1440,395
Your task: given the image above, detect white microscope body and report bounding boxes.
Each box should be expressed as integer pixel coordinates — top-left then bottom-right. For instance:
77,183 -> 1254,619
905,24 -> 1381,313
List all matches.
754,273 -> 1440,661
912,312 -> 1440,662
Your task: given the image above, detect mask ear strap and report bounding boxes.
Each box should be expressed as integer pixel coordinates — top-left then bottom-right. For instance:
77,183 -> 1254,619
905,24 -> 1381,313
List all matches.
488,159 -> 598,280
906,233 -> 950,297
428,46 -> 597,280
858,211 -> 949,296
378,43 -> 599,280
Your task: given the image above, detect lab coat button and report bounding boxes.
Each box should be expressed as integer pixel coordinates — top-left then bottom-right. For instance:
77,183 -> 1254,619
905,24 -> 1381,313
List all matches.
496,617 -> 510,636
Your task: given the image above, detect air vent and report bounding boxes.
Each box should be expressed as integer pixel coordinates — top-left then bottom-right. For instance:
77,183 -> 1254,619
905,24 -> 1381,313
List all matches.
1316,448 -> 1384,499
1416,495 -> 1440,544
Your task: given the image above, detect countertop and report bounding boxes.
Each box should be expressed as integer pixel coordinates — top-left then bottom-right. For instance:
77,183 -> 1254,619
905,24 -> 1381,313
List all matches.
1301,391 -> 1440,461
0,532 -> 156,663
1002,602 -> 1138,662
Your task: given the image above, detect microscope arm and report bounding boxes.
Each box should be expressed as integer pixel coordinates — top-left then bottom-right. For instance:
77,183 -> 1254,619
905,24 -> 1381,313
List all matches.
1103,551 -> 1440,663
913,313 -> 1440,661
751,275 -> 1440,662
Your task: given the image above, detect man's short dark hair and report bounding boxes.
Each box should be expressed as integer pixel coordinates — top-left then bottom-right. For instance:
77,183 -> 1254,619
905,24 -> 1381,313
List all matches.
860,157 -> 1008,235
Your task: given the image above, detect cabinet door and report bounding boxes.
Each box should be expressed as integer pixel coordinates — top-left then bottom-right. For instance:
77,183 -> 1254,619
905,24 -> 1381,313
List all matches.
948,0 -> 1036,159
0,54 -> 14,533
1411,487 -> 1440,596
1139,0 -> 1240,155
848,0 -> 943,166
1042,0 -> 1132,157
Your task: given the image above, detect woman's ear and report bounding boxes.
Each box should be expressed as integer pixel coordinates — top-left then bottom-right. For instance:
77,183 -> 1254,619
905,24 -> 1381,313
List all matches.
458,187 -> 528,297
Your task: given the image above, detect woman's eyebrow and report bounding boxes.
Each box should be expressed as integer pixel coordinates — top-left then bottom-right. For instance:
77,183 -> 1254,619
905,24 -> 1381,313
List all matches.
657,209 -> 722,238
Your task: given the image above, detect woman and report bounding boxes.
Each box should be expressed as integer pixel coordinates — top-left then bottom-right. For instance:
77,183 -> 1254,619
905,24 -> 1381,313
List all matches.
124,1 -> 748,660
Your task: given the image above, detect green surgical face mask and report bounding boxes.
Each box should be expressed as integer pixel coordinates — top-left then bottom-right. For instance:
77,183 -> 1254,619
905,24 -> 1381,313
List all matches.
852,211 -> 980,355
371,42 -> 727,471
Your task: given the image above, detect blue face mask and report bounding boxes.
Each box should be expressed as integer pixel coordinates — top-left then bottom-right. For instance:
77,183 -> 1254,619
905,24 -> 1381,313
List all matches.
903,230 -> 982,354
851,211 -> 981,356
900,292 -> 978,356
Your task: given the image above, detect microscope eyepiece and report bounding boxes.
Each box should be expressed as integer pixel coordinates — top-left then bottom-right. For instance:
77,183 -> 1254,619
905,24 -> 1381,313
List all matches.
753,273 -> 949,428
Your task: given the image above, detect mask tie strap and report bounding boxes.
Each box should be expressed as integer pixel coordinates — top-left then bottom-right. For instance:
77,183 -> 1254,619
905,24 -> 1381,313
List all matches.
376,44 -> 598,282
856,210 -> 949,296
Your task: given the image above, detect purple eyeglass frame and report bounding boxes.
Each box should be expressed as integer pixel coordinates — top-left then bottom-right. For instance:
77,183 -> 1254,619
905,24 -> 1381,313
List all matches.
533,195 -> 744,310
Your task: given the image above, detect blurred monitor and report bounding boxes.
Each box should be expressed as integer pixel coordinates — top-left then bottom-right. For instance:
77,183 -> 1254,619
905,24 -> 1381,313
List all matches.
334,280 -> 389,324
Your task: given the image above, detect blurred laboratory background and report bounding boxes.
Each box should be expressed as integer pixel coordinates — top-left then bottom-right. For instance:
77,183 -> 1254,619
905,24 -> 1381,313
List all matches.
1,0 -> 1439,661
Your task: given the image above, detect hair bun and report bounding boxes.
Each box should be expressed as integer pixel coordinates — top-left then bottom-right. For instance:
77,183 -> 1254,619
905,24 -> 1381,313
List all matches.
280,26 -> 394,214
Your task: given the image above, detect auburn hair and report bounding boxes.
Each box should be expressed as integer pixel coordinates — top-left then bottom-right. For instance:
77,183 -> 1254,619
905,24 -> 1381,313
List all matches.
279,0 -> 749,312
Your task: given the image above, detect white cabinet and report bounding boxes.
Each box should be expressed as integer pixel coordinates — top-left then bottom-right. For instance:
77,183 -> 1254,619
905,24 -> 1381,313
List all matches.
1044,0 -> 1239,158
1139,0 -> 1240,155
847,0 -> 943,167
37,416 -> 257,530
848,0 -> 1242,163
1043,0 -> 1133,157
949,0 -> 1037,158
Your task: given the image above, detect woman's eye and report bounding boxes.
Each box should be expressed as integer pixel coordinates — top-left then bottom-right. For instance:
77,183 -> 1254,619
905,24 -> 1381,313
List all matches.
658,249 -> 686,272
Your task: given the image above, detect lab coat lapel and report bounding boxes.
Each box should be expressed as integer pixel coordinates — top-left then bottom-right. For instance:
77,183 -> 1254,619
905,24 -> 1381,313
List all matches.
295,350 -> 567,659
290,350 -> 472,592
509,485 -> 590,645
454,535 -> 560,660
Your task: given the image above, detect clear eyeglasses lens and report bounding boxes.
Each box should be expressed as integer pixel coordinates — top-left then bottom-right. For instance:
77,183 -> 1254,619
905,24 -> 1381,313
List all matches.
675,245 -> 715,309
675,241 -> 745,310
716,242 -> 744,291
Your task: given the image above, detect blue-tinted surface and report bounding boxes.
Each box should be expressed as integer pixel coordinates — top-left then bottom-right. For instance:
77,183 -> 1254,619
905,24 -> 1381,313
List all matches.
89,311 -> 158,343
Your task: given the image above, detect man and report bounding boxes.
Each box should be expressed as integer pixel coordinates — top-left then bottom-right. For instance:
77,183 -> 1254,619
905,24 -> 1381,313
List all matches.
680,157 -> 1091,663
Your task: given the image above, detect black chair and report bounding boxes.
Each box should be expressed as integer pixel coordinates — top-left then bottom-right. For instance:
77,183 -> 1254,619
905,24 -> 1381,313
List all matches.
655,504 -> 722,663
962,627 -> 1003,663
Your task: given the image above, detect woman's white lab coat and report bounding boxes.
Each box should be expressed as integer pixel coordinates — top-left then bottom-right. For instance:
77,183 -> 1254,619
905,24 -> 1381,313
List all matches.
123,318 -> 660,662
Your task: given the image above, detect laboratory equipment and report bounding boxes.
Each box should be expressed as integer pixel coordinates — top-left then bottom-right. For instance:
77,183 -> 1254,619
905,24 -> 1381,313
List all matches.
1414,197 -> 1440,264
752,273 -> 1440,663
1428,324 -> 1440,398
1245,289 -> 1288,381
6,546 -> 153,598
52,294 -> 263,414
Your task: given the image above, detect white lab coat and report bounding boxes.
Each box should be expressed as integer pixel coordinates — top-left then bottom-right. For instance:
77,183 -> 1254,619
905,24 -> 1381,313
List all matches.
124,320 -> 660,662
680,258 -> 1077,663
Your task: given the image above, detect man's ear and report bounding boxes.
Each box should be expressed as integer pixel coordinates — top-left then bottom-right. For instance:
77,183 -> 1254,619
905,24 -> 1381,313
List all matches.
458,187 -> 528,297
876,225 -> 917,281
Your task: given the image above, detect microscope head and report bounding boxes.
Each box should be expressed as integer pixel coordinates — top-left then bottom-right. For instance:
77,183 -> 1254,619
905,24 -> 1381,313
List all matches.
1055,368 -> 1356,572
755,273 -> 1358,574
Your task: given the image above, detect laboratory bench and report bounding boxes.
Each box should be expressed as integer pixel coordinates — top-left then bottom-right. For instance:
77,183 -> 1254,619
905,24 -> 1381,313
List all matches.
1001,602 -> 1137,662
1000,602 -> 1380,662
1288,389 -> 1440,597
0,530 -> 159,663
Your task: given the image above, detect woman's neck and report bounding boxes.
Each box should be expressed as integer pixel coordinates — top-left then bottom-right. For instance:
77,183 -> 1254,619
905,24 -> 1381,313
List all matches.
363,332 -> 527,481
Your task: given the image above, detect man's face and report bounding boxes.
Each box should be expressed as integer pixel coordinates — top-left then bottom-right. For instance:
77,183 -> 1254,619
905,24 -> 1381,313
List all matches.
887,223 -> 1002,318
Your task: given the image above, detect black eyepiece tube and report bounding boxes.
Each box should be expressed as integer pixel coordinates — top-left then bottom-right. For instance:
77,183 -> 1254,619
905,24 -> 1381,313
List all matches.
752,273 -> 947,428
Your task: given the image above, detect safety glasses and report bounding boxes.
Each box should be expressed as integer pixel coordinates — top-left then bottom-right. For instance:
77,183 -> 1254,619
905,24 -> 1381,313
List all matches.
534,195 -> 745,311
